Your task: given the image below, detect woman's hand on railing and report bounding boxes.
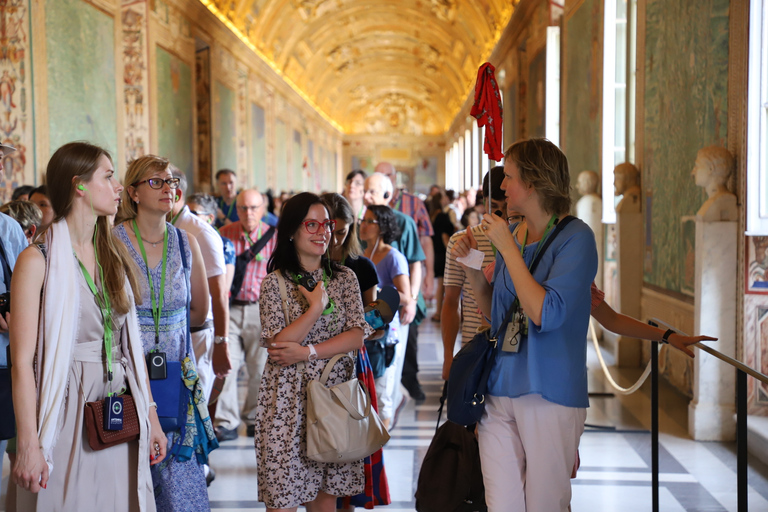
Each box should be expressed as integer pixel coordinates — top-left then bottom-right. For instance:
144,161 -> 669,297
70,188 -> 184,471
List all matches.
668,333 -> 717,358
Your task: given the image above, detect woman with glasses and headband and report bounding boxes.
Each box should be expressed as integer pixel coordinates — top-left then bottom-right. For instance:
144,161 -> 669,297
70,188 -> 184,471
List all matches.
11,142 -> 164,511
359,205 -> 411,429
452,139 -> 598,512
255,192 -> 372,512
114,155 -> 215,512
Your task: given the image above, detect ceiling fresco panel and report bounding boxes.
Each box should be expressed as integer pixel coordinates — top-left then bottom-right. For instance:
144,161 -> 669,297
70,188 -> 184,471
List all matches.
201,0 -> 517,134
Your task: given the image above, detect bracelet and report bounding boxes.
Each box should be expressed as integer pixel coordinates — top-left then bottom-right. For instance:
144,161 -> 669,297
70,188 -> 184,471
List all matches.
149,401 -> 157,409
308,344 -> 318,361
661,329 -> 675,344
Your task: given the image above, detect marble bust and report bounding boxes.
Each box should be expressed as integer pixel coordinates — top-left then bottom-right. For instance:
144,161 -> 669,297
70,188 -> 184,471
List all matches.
575,170 -> 602,225
691,146 -> 738,222
614,163 -> 641,214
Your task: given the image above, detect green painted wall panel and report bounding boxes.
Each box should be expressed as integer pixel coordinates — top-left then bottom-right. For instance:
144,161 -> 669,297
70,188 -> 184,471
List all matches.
46,0 -> 117,157
564,0 -> 602,200
293,129 -> 302,191
214,80 -> 237,172
156,47 -> 193,188
643,0 -> 729,292
275,119 -> 287,192
251,103 -> 266,190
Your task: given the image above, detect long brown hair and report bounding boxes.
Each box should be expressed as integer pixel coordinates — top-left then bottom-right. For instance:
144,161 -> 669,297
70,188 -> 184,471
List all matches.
46,142 -> 141,314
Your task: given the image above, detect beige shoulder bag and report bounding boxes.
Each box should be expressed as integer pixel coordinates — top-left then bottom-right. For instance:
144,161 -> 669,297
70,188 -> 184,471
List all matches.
275,270 -> 390,463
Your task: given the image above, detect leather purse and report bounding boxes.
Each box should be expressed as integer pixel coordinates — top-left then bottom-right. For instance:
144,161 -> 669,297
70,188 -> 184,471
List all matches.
83,394 -> 140,451
306,353 -> 390,463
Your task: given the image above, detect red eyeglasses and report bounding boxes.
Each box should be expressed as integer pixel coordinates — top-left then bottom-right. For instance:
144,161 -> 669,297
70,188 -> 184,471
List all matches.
302,219 -> 336,234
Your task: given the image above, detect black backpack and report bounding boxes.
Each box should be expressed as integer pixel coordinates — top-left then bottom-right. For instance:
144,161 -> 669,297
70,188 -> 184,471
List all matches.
414,384 -> 487,512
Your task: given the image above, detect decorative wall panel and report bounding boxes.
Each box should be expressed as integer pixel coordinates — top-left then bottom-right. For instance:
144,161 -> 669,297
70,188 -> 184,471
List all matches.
122,0 -> 150,164
0,0 -> 33,202
642,0 -> 729,293
156,46 -> 193,186
213,80 -> 237,172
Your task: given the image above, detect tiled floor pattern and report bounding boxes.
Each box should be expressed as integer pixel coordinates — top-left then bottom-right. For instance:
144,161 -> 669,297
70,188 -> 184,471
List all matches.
4,315 -> 768,511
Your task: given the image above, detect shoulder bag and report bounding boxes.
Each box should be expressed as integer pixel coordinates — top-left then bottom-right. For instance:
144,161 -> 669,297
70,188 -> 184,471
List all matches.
274,270 -> 390,463
230,225 -> 275,302
149,227 -> 192,432
447,216 -> 575,426
0,240 -> 15,440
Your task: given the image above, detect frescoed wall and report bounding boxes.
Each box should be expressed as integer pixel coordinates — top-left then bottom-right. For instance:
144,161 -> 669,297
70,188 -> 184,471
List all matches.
642,0 -> 729,293
526,47 -> 546,139
213,80 -> 237,173
563,0 -> 602,197
156,47 -> 193,186
46,0 -> 118,157
0,0 -> 33,202
251,102 -> 266,190
195,48 -> 212,187
292,129 -> 302,191
275,119 -> 287,192
122,1 -> 150,164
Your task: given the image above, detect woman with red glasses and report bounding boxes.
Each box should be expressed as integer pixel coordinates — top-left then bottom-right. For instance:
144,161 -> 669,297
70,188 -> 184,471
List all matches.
255,192 -> 372,512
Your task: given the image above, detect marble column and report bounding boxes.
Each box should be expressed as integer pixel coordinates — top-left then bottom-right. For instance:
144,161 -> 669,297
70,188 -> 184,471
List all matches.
615,210 -> 644,366
689,220 -> 737,441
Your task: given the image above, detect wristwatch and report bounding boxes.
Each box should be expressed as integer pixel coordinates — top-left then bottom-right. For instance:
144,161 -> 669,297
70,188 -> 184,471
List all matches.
308,344 -> 318,361
660,329 -> 675,344
214,336 -> 229,345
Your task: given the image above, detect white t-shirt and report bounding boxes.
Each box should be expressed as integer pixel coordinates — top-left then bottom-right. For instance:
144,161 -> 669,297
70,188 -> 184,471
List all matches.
174,205 -> 225,321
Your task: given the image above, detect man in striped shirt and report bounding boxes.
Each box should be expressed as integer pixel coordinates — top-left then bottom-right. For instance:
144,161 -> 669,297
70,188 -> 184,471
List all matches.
441,166 -> 507,380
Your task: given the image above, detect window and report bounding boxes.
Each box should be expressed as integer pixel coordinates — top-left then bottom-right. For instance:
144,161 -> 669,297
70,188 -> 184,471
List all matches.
602,0 -> 636,224
472,122 -> 481,188
464,130 -> 472,190
747,0 -> 768,234
546,26 -> 561,146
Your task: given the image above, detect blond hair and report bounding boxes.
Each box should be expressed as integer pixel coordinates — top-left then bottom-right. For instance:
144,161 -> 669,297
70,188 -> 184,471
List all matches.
504,138 -> 572,215
116,155 -> 171,224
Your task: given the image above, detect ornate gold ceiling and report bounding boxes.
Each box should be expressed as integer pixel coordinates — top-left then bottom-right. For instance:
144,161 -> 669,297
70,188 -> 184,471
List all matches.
202,0 -> 516,135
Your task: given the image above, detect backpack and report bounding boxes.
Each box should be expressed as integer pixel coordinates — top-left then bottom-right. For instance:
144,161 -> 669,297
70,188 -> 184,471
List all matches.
414,385 -> 487,512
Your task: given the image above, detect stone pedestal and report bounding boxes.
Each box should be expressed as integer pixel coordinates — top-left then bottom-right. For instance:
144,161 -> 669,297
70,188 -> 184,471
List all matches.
576,195 -> 604,290
615,211 -> 643,367
688,220 -> 737,441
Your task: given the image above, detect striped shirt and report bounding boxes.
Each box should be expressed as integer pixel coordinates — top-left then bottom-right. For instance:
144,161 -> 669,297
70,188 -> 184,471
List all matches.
219,220 -> 276,303
391,189 -> 434,237
443,224 -> 496,343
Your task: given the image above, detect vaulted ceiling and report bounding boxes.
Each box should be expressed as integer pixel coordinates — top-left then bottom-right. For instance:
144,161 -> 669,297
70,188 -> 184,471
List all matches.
203,0 -> 516,135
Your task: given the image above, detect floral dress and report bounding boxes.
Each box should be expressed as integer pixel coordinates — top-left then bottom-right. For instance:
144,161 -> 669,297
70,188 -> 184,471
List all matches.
115,223 -> 210,512
255,266 -> 373,508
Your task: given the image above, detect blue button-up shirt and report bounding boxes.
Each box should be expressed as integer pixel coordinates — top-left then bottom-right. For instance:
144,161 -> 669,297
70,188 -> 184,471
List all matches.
0,212 -> 27,367
489,218 -> 597,408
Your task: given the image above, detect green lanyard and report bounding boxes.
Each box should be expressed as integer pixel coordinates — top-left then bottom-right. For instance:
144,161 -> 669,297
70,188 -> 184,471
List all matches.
171,208 -> 183,226
520,215 -> 558,270
222,197 -> 236,221
132,220 -> 169,350
244,224 -> 264,261
76,250 -> 115,394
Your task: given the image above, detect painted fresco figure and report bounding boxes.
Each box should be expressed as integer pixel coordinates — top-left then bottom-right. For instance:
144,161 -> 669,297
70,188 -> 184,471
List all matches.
691,145 -> 738,222
613,163 -> 641,214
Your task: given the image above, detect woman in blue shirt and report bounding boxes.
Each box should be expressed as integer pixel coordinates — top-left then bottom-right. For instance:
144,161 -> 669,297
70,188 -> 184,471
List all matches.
453,138 -> 597,512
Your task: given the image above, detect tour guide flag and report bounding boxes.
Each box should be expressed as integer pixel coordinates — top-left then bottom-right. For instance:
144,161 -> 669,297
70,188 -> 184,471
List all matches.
470,62 -> 504,162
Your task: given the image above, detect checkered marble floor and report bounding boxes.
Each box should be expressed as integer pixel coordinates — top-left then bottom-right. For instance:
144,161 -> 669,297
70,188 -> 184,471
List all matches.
4,312 -> 768,511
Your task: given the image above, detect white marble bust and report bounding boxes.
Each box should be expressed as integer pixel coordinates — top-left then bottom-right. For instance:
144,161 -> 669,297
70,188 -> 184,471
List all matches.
614,163 -> 641,214
575,170 -> 602,226
691,146 -> 738,222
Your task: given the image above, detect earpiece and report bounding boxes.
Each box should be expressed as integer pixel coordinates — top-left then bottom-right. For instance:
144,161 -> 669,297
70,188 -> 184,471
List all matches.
383,191 -> 390,200
77,184 -> 87,191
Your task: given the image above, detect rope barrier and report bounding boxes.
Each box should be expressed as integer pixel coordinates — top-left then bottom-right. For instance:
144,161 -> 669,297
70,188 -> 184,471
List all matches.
589,318 -> 652,395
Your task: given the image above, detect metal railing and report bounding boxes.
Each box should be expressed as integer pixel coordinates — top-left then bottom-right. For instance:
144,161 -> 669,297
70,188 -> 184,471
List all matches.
647,318 -> 768,512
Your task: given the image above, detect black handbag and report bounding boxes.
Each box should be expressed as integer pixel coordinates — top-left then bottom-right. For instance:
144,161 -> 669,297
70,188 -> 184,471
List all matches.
150,228 -> 192,432
415,384 -> 487,512
446,216 -> 575,426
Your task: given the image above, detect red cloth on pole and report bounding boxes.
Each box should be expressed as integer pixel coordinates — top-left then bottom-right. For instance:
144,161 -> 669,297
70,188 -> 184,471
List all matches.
470,62 -> 504,161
